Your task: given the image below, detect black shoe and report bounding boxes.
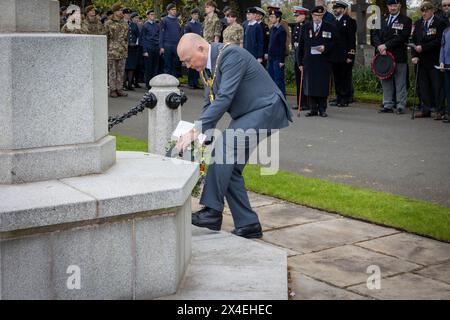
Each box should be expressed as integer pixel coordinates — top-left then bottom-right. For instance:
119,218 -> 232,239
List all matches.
231,223 -> 263,239
395,109 -> 405,115
443,119 -> 450,123
305,111 -> 318,117
127,85 -> 135,91
319,112 -> 328,117
134,83 -> 142,89
338,103 -> 349,108
192,207 -> 222,231
378,108 -> 393,113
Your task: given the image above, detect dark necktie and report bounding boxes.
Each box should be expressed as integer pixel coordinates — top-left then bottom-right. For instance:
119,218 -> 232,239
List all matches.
205,68 -> 212,79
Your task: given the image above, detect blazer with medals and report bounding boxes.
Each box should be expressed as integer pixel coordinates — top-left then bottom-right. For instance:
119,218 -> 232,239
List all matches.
196,43 -> 292,135
411,16 -> 447,67
297,20 -> 337,97
330,14 -> 357,64
371,13 -> 412,63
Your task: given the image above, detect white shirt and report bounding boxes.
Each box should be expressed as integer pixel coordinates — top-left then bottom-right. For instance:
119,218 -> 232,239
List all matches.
249,20 -> 257,26
206,44 -> 212,72
388,12 -> 400,26
314,22 -> 322,32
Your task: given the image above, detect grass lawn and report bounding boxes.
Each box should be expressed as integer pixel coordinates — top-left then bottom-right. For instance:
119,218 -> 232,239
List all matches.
112,134 -> 450,243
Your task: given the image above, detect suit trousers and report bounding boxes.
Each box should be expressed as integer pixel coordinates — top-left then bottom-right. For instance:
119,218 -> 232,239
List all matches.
200,124 -> 271,229
445,69 -> 450,117
381,63 -> 407,110
332,61 -> 353,104
418,64 -> 444,113
144,49 -> 160,88
268,58 -> 286,97
163,45 -> 179,77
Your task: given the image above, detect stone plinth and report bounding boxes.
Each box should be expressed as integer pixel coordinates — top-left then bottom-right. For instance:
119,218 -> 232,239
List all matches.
0,0 -> 60,33
148,75 -> 181,156
0,33 -> 114,183
0,152 -> 199,299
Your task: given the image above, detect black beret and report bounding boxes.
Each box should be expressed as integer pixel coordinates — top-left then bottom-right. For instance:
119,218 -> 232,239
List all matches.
246,7 -> 257,14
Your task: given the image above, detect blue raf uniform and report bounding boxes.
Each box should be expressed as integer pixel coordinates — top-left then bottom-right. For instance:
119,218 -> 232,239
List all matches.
141,10 -> 160,89
184,8 -> 203,89
159,4 -> 183,77
268,10 -> 287,96
125,11 -> 141,90
243,7 -> 264,61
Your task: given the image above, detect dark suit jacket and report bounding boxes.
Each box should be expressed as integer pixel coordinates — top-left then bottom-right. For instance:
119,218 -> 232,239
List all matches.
411,16 -> 447,67
330,14 -> 357,63
196,43 -> 292,134
371,13 -> 412,63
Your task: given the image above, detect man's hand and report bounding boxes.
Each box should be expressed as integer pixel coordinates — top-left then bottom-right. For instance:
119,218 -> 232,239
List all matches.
377,44 -> 387,55
143,52 -> 149,57
439,62 -> 445,72
415,45 -> 423,53
346,58 -> 353,64
176,129 -> 200,151
279,62 -> 285,68
317,45 -> 325,53
411,57 -> 419,65
160,48 -> 165,55
257,58 -> 263,63
299,65 -> 303,72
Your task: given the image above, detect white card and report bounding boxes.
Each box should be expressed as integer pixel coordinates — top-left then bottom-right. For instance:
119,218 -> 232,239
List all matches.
172,120 -> 207,144
311,46 -> 322,55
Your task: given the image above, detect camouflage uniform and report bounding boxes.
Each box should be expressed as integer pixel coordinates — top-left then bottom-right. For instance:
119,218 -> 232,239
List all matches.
203,13 -> 222,42
104,16 -> 129,92
83,16 -> 105,35
223,23 -> 243,46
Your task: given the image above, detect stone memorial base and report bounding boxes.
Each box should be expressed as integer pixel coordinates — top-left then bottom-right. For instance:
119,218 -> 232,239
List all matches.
0,152 -> 199,300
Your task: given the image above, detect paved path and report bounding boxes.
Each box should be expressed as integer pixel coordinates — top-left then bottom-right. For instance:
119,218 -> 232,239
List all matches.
109,87 -> 450,207
192,193 -> 450,300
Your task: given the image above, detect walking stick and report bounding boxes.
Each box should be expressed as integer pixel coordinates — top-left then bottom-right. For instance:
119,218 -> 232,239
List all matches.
411,63 -> 419,120
297,67 -> 304,117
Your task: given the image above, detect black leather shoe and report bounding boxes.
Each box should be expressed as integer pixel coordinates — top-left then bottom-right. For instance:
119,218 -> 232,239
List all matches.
192,207 -> 222,231
231,223 -> 263,239
305,111 -> 318,117
395,109 -> 405,115
319,112 -> 328,117
329,101 -> 338,107
338,103 -> 349,108
378,108 -> 393,113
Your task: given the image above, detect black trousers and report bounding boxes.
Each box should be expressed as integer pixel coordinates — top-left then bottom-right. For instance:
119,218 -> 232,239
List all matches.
295,62 -> 308,108
418,64 -> 444,113
144,49 -> 160,88
332,62 -> 353,104
308,96 -> 327,113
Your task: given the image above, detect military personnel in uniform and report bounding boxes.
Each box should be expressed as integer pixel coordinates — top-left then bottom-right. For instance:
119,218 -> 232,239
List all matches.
267,6 -> 291,57
203,1 -> 222,43
329,1 -> 356,108
159,3 -> 183,77
124,11 -> 141,91
298,6 -> 337,117
105,2 -> 129,98
222,9 -> 244,47
411,2 -> 447,118
371,0 -> 412,114
184,8 -> 203,89
268,9 -> 287,96
243,7 -> 264,63
83,5 -> 105,35
255,7 -> 270,67
61,5 -> 88,34
292,6 -> 309,110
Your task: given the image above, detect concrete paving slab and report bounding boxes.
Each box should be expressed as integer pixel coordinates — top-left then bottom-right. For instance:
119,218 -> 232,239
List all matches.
348,273 -> 450,300
248,192 -> 283,208
357,233 -> 450,265
289,245 -> 420,288
262,219 -> 399,254
289,271 -> 369,300
414,261 -> 450,285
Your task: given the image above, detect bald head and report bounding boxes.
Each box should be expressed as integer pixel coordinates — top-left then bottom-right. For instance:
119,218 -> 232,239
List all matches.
177,33 -> 210,72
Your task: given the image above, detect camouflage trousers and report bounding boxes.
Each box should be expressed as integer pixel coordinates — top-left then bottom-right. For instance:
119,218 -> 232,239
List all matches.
108,59 -> 125,91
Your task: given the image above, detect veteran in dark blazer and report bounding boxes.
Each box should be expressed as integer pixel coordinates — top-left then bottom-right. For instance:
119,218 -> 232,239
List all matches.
298,6 -> 337,117
176,33 -> 292,238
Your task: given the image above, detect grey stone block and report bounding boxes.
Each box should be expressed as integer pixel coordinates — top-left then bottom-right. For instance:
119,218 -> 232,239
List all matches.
0,135 -> 116,184
0,0 -> 59,32
62,152 -> 199,218
52,221 -> 134,300
135,214 -> 179,299
0,180 -> 96,232
1,234 -> 53,299
414,261 -> 450,285
0,34 -> 108,150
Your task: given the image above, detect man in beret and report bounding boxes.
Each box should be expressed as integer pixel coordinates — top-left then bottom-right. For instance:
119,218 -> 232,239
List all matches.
159,3 -> 183,77
292,6 -> 310,111
411,1 -> 447,119
141,9 -> 160,90
298,5 -> 337,117
329,0 -> 356,108
185,8 -> 203,89
371,0 -> 412,114
104,2 -> 129,98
